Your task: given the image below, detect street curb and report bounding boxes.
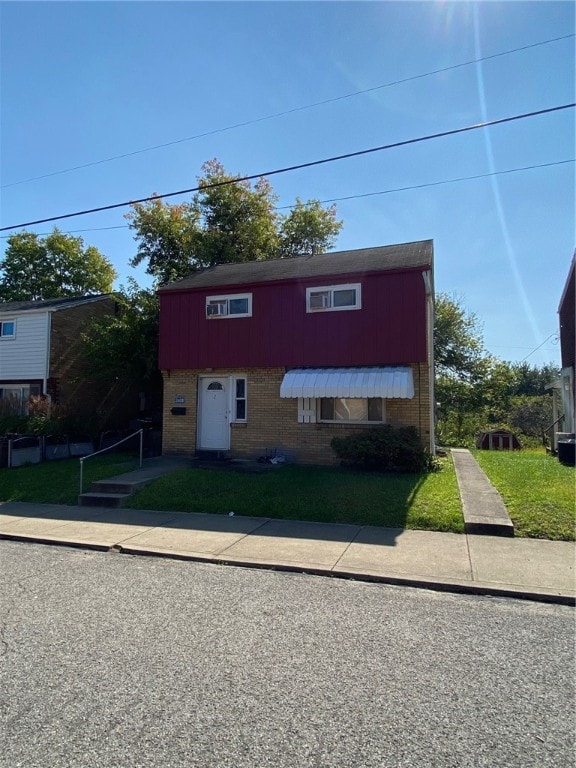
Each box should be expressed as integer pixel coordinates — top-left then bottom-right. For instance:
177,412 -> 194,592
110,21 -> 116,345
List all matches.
0,531 -> 110,552
3,532 -> 572,607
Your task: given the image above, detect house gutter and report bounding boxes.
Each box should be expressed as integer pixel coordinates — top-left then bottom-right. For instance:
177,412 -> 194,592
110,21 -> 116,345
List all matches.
422,268 -> 435,454
44,310 -> 51,400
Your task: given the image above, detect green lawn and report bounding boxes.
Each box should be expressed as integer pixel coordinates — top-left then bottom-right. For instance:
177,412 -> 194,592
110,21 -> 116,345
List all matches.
125,457 -> 464,533
3,449 -> 572,540
0,454 -> 140,505
473,448 -> 575,541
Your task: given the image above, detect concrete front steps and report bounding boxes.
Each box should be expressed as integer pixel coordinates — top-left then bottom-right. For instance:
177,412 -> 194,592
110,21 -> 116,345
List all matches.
78,456 -> 193,507
78,480 -> 149,508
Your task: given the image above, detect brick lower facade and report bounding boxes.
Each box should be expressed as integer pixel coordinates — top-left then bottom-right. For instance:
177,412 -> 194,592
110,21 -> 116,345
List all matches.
162,364 -> 431,465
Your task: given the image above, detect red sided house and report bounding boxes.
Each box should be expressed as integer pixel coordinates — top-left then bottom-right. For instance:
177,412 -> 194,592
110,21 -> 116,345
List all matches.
158,240 -> 435,465
549,251 -> 575,451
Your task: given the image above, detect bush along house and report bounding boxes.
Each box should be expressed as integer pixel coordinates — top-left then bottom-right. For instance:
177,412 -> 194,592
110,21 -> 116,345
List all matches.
158,240 -> 435,465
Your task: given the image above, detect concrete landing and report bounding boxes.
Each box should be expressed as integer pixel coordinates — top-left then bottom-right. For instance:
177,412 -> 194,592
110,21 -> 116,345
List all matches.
451,449 -> 514,537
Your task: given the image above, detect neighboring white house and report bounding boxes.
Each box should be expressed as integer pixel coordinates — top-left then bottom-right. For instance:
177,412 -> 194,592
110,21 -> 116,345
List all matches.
0,305 -> 51,408
0,295 -> 115,414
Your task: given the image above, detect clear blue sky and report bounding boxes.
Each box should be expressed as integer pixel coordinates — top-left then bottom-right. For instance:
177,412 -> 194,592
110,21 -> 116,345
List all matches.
1,1 -> 574,367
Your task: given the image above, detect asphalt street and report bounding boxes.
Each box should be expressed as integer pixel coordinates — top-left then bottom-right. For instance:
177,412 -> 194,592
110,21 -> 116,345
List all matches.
1,540 -> 574,768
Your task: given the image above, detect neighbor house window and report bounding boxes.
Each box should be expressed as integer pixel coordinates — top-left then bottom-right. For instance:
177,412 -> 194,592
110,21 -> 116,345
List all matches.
319,398 -> 383,423
234,377 -> 247,421
306,284 -> 361,313
206,293 -> 252,318
0,320 -> 15,338
0,385 -> 30,415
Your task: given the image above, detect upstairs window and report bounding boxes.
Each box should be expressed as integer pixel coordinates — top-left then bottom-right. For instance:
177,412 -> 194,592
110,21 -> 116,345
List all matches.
306,284 -> 361,313
206,293 -> 252,319
0,320 -> 15,338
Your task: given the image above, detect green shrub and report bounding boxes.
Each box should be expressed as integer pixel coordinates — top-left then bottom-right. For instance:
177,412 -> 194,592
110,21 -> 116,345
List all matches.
331,426 -> 433,473
0,415 -> 28,436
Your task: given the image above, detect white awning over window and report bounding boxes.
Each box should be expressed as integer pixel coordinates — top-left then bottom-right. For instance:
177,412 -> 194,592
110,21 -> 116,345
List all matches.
280,367 -> 414,399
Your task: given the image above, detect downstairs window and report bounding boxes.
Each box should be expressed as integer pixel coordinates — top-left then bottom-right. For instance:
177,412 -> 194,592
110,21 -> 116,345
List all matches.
319,398 -> 383,423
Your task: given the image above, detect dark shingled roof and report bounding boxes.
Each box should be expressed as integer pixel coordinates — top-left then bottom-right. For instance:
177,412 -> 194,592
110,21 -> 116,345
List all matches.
0,295 -> 112,313
159,240 -> 433,292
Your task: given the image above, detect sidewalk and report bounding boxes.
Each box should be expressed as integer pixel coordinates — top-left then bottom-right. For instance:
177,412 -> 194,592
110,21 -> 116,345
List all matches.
1,498 -> 574,604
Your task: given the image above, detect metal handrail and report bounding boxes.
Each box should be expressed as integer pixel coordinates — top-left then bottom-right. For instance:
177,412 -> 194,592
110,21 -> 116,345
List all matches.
79,429 -> 144,495
544,414 -> 565,449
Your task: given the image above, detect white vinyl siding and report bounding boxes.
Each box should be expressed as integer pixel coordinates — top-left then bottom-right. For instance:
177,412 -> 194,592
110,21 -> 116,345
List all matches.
0,312 -> 50,379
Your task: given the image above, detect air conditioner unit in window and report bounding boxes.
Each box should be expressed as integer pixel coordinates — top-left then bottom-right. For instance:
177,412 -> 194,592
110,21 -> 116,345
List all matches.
207,303 -> 227,316
309,292 -> 330,309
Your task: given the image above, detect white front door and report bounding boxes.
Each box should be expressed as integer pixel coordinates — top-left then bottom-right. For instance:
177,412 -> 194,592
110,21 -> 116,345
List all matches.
198,378 -> 230,450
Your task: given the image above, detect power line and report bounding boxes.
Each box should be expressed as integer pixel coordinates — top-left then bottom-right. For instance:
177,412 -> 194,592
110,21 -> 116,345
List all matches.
1,157 -> 572,240
1,103 -> 574,233
520,333 -> 559,362
0,225 -> 128,239
490,346 -> 559,350
2,33 -> 573,190
312,159 -> 575,206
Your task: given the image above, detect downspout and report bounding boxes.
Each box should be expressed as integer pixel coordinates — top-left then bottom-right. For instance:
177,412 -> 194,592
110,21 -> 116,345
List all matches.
422,269 -> 435,454
44,311 -> 51,406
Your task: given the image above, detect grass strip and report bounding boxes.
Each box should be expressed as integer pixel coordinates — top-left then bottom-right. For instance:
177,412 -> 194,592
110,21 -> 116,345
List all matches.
0,453 -> 140,505
473,448 -> 575,541
126,457 -> 464,533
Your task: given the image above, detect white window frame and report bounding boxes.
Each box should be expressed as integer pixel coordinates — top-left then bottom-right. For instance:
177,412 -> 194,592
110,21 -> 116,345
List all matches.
0,385 -> 31,415
0,320 -> 16,338
206,293 -> 252,319
317,397 -> 385,424
306,283 -> 361,313
232,375 -> 247,422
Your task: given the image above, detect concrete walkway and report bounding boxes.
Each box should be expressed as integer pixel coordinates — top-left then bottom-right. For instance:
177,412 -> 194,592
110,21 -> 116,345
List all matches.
451,448 -> 515,536
0,499 -> 574,604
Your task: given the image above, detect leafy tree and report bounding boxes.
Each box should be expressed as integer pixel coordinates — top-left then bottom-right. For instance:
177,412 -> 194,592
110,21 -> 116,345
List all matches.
508,362 -> 559,396
194,159 -> 280,267
508,395 -> 554,438
0,229 -> 116,301
124,199 -> 200,288
127,159 -> 342,285
478,359 -> 559,426
433,298 -> 559,446
433,294 -> 489,444
278,198 -> 342,258
434,293 -> 485,380
82,279 -> 161,392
